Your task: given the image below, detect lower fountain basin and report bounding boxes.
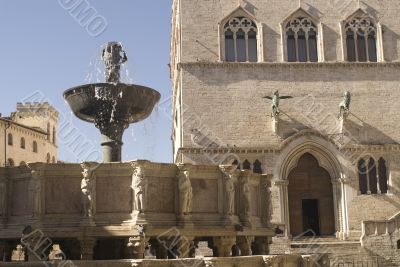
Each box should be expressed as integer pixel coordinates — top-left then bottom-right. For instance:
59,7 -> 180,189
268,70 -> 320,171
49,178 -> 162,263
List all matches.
63,83 -> 161,124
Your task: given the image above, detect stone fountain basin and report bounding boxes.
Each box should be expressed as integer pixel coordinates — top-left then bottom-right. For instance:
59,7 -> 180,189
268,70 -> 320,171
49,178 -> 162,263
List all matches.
64,83 -> 161,124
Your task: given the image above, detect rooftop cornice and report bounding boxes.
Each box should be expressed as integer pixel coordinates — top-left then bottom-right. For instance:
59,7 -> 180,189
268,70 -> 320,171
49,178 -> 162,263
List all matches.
177,143 -> 400,155
178,61 -> 400,69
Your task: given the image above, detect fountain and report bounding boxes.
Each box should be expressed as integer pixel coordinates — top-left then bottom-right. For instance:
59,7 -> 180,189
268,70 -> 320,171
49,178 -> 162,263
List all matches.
64,42 -> 161,162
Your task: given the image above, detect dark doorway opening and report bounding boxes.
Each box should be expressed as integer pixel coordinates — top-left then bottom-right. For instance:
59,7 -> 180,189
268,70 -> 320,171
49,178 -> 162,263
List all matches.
302,199 -> 320,236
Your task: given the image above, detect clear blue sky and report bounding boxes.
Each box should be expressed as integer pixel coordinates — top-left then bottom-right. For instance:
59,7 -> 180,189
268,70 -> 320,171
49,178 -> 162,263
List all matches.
0,0 -> 173,163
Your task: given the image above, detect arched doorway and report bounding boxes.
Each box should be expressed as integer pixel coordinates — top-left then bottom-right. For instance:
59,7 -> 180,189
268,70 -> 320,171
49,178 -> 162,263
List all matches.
288,153 -> 335,237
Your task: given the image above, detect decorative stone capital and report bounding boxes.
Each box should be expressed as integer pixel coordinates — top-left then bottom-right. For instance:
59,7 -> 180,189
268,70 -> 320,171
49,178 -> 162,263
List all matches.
127,235 -> 148,259
213,236 -> 235,257
274,179 -> 289,187
219,164 -> 236,176
176,163 -> 192,172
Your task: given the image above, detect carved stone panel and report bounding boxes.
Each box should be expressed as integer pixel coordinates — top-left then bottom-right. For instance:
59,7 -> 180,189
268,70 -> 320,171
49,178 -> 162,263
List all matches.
96,176 -> 132,213
250,185 -> 259,216
192,179 -> 218,213
147,177 -> 175,213
11,180 -> 33,216
45,177 -> 81,214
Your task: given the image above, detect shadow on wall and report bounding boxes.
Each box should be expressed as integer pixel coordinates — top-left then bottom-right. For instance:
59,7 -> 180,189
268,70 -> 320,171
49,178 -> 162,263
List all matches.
243,1 -> 257,15
382,26 -> 400,62
322,25 -> 339,61
262,23 -> 280,62
275,111 -> 309,140
343,115 -> 398,145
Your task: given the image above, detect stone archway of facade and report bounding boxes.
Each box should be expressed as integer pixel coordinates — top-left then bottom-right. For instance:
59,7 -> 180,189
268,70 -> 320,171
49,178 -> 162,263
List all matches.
288,153 -> 335,237
273,132 -> 349,239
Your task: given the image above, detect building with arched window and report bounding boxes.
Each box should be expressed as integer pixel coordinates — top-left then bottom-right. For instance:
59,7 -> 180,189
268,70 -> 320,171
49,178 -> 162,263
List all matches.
0,102 -> 58,166
171,0 -> 400,264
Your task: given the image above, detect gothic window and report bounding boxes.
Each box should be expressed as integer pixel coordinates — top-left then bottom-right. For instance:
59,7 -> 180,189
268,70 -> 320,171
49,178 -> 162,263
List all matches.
378,158 -> 388,194
20,137 -> 25,149
286,17 -> 318,62
358,157 -> 389,195
232,159 -> 241,170
224,17 -> 258,62
242,159 -> 251,170
358,159 -> 368,194
345,17 -> 377,62
47,123 -> 51,141
253,159 -> 262,174
7,133 -> 13,146
52,126 -> 56,144
33,141 -> 38,153
397,240 -> 400,250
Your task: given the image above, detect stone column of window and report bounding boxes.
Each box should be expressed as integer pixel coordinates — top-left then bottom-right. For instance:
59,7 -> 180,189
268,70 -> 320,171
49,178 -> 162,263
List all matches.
79,238 -> 97,260
376,161 -> 381,194
154,239 -> 168,259
213,236 -> 235,257
305,31 -> 310,62
253,236 -> 270,255
366,158 -> 371,194
236,236 -> 253,256
233,30 -> 238,62
178,235 -> 194,258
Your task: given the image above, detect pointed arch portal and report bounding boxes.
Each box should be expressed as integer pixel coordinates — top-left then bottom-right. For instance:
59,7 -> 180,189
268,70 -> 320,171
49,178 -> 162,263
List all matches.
288,153 -> 335,236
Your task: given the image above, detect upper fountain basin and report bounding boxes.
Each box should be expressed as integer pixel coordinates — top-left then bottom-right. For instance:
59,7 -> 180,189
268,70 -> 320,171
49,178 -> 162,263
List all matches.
64,83 -> 161,124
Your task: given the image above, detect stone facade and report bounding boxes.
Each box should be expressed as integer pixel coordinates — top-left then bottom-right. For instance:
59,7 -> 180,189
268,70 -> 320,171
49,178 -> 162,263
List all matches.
0,102 -> 58,166
171,0 -> 400,265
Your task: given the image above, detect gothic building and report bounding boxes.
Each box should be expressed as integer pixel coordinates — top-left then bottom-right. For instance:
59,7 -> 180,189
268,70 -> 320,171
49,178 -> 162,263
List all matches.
171,0 -> 400,264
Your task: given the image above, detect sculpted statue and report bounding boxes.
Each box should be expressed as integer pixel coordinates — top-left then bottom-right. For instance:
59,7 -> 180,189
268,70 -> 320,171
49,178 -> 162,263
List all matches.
263,90 -> 293,118
338,90 -> 351,119
81,164 -> 96,218
178,170 -> 192,215
102,42 -> 127,83
242,177 -> 251,217
225,174 -> 235,215
132,166 -> 147,213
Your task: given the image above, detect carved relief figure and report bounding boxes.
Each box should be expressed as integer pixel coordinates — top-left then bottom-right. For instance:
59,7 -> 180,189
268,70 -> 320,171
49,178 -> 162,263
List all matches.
81,166 -> 95,217
242,177 -> 251,216
133,166 -> 146,213
225,174 -> 235,215
0,178 -> 6,216
178,170 -> 192,215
